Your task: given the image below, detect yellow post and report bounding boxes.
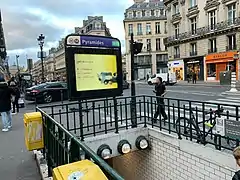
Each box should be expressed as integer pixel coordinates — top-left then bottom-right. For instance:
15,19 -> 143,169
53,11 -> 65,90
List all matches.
24,112 -> 44,151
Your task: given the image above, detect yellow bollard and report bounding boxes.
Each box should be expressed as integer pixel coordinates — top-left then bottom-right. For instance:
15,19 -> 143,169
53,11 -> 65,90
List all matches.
24,112 -> 44,151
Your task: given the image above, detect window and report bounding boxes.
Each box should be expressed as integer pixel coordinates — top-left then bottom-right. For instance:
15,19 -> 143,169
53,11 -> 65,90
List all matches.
227,35 -> 236,50
174,46 -> 180,57
128,12 -> 133,18
190,17 -> 197,35
164,21 -> 167,33
147,39 -> 151,51
128,24 -> 133,35
189,0 -> 196,8
137,11 -> 142,18
146,11 -> 151,17
207,64 -> 216,78
137,23 -> 142,35
155,10 -> 160,17
190,43 -> 197,56
146,23 -> 151,34
173,3 -> 179,14
208,10 -> 216,30
174,23 -> 179,39
209,39 -> 217,53
228,3 -> 236,24
156,38 -> 161,51
155,22 -> 161,34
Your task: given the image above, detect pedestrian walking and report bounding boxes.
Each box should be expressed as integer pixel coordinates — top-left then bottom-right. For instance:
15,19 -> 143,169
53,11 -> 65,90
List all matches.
0,75 -> 15,132
192,71 -> 197,84
152,77 -> 168,123
186,73 -> 190,83
10,81 -> 20,114
232,146 -> 240,179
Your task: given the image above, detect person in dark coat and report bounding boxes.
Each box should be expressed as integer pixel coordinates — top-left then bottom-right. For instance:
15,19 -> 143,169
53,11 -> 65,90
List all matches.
152,77 -> 168,123
10,81 -> 20,114
0,75 -> 15,132
233,147 -> 240,180
192,71 -> 197,84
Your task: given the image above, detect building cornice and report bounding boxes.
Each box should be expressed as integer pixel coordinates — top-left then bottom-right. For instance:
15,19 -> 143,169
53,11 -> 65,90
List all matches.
204,0 -> 220,11
164,0 -> 174,6
124,16 -> 167,23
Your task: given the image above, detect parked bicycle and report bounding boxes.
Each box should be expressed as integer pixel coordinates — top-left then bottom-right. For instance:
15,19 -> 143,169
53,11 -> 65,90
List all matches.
175,106 -> 224,146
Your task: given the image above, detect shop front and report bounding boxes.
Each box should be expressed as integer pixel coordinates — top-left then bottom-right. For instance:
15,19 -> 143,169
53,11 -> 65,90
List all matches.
168,60 -> 184,81
184,56 -> 204,81
205,51 -> 238,81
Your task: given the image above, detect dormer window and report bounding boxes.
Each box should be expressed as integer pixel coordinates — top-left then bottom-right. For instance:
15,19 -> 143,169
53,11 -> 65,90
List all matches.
146,11 -> 151,17
155,10 -> 160,17
137,11 -> 142,18
95,23 -> 101,30
128,12 -> 133,18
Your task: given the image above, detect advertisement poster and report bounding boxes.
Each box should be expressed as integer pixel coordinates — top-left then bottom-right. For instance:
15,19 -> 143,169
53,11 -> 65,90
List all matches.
74,54 -> 118,91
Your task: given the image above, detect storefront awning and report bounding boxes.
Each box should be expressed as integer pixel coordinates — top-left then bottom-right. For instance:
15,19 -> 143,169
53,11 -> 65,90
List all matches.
205,59 -> 234,64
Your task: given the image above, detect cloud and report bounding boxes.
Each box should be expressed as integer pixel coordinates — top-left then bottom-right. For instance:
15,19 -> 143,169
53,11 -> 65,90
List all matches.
1,0 -> 134,66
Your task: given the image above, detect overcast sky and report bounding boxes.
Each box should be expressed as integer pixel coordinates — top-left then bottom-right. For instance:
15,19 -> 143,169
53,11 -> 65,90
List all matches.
1,0 -> 133,67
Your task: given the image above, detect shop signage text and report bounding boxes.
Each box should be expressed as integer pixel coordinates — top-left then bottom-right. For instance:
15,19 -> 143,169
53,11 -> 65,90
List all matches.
206,51 -> 237,61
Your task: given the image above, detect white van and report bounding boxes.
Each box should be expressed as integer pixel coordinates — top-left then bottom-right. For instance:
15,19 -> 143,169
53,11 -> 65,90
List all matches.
147,72 -> 177,86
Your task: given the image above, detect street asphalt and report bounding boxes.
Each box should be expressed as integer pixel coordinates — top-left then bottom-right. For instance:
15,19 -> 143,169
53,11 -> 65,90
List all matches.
0,82 -> 234,180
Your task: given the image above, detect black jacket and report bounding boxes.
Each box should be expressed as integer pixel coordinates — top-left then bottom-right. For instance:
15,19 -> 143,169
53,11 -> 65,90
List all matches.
155,83 -> 166,97
0,82 -> 15,112
232,170 -> 240,180
10,86 -> 20,98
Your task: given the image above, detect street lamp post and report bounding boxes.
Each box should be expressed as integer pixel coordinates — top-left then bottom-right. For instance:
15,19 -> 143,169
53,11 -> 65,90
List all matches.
37,34 -> 45,82
16,55 -> 20,73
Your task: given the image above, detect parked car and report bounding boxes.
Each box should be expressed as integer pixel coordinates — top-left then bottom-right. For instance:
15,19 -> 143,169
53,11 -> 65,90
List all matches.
123,80 -> 130,89
25,82 -> 68,103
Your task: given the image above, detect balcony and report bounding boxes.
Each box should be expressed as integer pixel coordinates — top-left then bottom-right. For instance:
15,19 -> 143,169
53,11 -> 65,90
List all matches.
208,48 -> 217,53
171,12 -> 181,23
174,54 -> 180,58
164,17 -> 240,46
137,32 -> 143,35
190,51 -> 197,56
226,45 -> 237,51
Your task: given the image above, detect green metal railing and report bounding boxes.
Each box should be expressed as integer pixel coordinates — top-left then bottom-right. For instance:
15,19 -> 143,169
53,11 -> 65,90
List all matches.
37,107 -> 124,180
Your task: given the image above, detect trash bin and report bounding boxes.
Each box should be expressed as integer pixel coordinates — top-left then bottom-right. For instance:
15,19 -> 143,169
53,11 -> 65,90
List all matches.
219,71 -> 231,85
24,112 -> 44,151
53,160 -> 108,180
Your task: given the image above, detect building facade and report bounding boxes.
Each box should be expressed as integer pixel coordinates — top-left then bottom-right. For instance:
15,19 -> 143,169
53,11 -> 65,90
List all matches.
124,0 -> 168,81
164,0 -> 240,81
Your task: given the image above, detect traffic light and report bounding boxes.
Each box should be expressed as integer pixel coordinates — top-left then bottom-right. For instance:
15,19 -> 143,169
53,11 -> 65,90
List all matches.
133,42 -> 143,55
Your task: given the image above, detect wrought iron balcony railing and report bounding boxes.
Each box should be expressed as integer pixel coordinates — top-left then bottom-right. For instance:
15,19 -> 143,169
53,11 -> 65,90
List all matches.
226,45 -> 237,51
165,17 -> 240,44
208,48 -> 217,53
190,51 -> 197,56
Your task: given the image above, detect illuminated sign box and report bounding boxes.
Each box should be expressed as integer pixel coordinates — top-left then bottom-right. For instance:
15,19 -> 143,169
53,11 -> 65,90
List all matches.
65,34 -> 123,100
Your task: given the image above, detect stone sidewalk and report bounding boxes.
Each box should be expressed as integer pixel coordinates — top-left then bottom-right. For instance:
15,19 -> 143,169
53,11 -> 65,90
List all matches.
0,110 -> 41,180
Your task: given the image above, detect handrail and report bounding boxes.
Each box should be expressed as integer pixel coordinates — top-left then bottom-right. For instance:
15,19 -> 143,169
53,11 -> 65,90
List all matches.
37,107 -> 124,180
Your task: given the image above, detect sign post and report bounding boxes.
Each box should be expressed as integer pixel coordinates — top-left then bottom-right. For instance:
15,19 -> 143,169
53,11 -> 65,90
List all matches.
64,34 -> 123,100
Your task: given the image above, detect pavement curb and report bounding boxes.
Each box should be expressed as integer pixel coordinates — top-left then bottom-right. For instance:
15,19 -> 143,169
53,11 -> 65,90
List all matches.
33,150 -> 53,180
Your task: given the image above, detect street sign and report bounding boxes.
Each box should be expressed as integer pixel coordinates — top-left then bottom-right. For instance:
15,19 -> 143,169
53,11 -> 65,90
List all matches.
65,34 -> 123,100
66,35 -> 120,48
225,119 -> 240,139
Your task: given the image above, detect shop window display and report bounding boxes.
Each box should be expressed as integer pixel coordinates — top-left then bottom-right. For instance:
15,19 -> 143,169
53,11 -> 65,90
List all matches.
187,63 -> 200,80
207,64 -> 216,79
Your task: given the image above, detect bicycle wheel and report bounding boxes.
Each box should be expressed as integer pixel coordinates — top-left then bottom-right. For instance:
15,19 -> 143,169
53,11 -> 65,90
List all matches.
227,139 -> 238,149
175,117 -> 199,140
